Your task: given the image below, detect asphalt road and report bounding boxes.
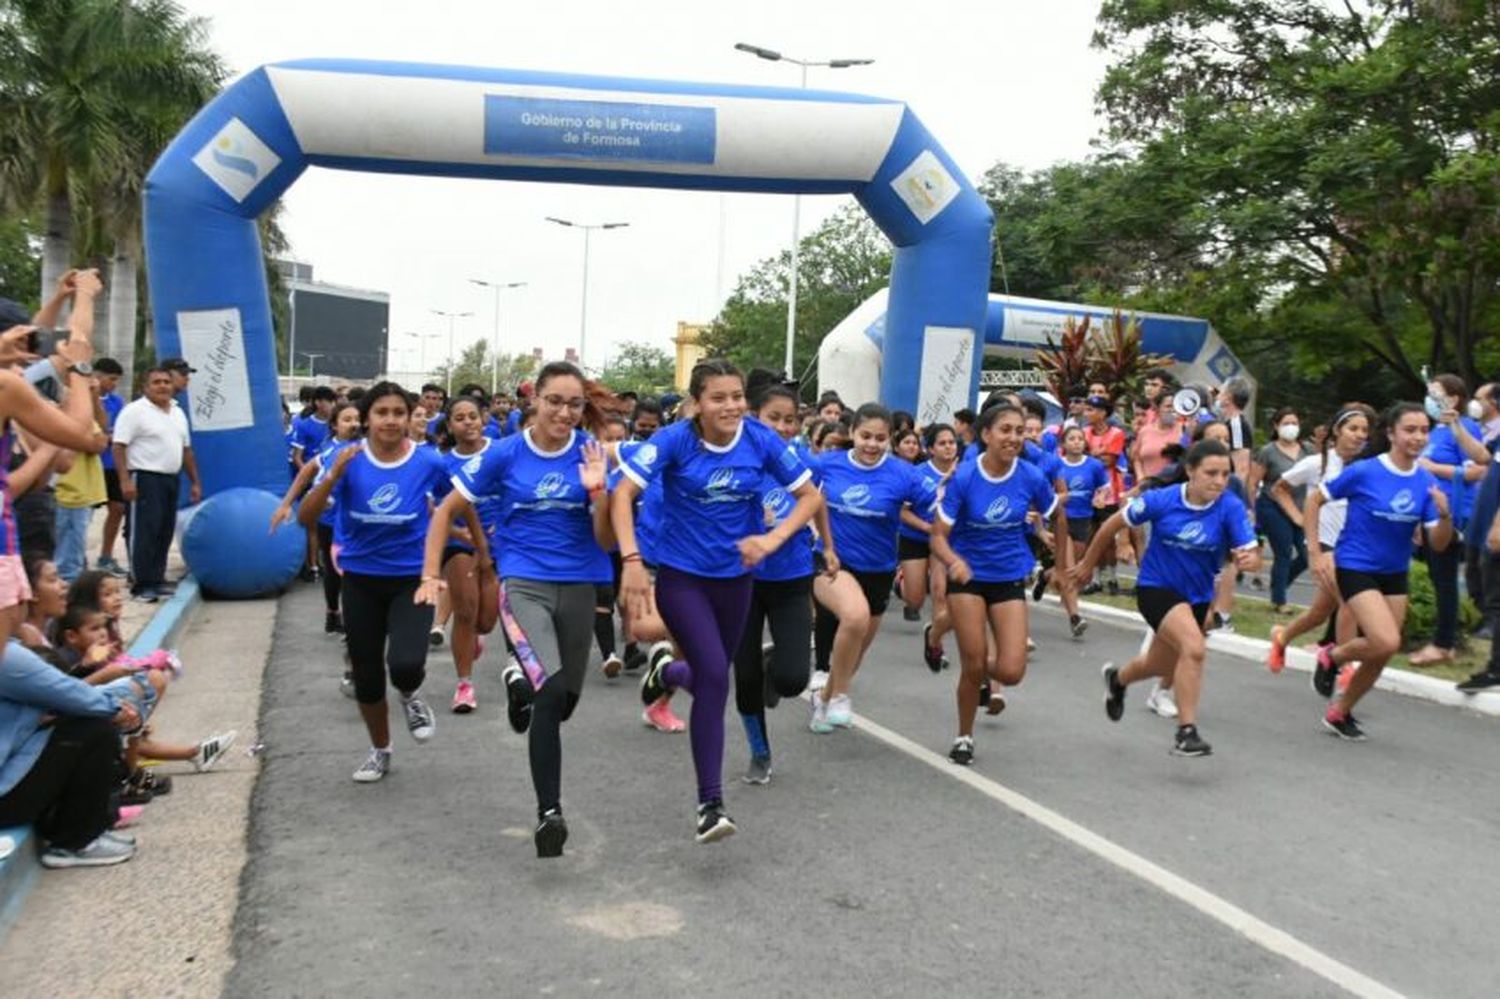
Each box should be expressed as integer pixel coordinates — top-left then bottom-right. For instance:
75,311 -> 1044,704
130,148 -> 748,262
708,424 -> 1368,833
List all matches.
227,584 -> 1499,998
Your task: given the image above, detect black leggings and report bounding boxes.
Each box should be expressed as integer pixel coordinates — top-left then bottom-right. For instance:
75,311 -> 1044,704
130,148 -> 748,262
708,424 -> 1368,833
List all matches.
733,575 -> 813,716
341,572 -> 434,704
0,716 -> 121,850
316,522 -> 341,614
593,584 -> 616,659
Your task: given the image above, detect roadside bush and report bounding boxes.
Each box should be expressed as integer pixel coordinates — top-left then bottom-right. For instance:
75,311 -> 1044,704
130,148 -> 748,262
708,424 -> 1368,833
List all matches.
1403,560 -> 1482,649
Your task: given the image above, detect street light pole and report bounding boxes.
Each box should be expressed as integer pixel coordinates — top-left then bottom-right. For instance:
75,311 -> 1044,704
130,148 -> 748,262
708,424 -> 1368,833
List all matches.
302,352 -> 324,384
430,309 -> 473,396
545,217 -> 629,370
469,278 -> 527,395
734,42 -> 874,379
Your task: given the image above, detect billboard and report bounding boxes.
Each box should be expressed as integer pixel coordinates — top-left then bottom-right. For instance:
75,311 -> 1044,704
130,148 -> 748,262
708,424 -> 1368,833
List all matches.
289,281 -> 389,379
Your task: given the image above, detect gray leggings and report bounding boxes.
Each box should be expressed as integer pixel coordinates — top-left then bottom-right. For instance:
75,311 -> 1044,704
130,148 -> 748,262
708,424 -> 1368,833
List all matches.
502,578 -> 595,815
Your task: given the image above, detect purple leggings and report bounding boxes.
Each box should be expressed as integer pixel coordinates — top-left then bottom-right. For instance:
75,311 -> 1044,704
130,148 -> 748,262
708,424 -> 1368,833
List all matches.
654,566 -> 754,805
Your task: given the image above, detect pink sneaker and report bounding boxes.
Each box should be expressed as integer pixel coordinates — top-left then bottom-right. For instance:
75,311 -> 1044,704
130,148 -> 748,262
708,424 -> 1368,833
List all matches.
642,695 -> 686,733
452,680 -> 477,714
114,804 -> 146,829
1335,662 -> 1358,696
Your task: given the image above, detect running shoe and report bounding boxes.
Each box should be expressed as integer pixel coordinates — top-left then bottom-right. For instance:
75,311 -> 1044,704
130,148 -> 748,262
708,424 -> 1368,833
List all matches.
325,611 -> 343,634
808,693 -> 834,734
1032,571 -> 1049,603
761,644 -> 781,710
1170,724 -> 1213,758
452,680 -> 477,714
192,730 -> 237,772
352,748 -> 391,783
502,662 -> 533,734
103,828 -> 137,847
986,687 -> 1007,717
40,834 -> 136,869
128,769 -> 171,797
1456,670 -> 1500,693
114,804 -> 146,830
1323,708 -> 1366,741
402,694 -> 436,743
622,644 -> 646,673
1102,662 -> 1126,722
1312,644 -> 1338,698
695,799 -> 737,844
922,624 -> 944,673
535,808 -> 568,858
1106,578 -> 1119,596
96,556 -> 129,578
1081,582 -> 1102,596
743,754 -> 773,785
428,625 -> 445,648
642,696 -> 686,733
948,735 -> 974,766
978,682 -> 991,709
1145,682 -> 1178,719
1267,626 -> 1287,673
1070,614 -> 1088,639
902,606 -> 921,622
340,670 -> 356,699
826,693 -> 854,728
601,653 -> 623,679
1335,663 -> 1357,696
639,642 -> 674,706
808,669 -> 829,693
1026,637 -> 1038,654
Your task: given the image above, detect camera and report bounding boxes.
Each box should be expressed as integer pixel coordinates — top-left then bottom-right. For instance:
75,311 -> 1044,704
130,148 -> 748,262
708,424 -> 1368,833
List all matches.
24,328 -> 68,356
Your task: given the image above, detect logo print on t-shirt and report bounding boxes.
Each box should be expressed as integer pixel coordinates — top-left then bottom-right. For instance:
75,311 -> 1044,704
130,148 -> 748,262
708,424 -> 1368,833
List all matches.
634,443 -> 659,470
985,495 -> 1012,523
841,483 -> 871,507
463,453 -> 483,476
535,472 -> 566,499
707,467 -> 738,493
369,483 -> 400,514
1127,498 -> 1147,521
1390,489 -> 1415,515
1177,521 -> 1208,545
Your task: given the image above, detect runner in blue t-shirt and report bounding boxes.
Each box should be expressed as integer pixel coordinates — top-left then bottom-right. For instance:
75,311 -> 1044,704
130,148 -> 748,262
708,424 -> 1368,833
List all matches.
1023,415 -> 1092,640
930,404 -> 1062,765
1049,426 -> 1110,634
614,359 -> 819,844
421,362 -> 611,858
808,404 -> 938,735
1071,439 -> 1260,759
299,383 -> 447,784
902,424 -> 960,673
1306,402 -> 1453,740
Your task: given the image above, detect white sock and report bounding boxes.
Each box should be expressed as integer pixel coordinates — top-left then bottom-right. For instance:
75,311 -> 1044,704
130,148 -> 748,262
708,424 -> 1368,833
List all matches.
374,745 -> 391,754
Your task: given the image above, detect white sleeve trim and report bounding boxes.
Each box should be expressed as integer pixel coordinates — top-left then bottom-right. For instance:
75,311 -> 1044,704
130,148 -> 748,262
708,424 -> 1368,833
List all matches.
936,507 -> 957,526
619,462 -> 648,490
1040,495 -> 1059,520
785,467 -> 813,492
1232,540 -> 1259,552
450,474 -> 478,503
1120,503 -> 1141,527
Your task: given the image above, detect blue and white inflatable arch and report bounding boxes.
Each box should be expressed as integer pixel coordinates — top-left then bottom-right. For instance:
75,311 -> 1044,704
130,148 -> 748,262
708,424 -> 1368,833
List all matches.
144,59 -> 993,506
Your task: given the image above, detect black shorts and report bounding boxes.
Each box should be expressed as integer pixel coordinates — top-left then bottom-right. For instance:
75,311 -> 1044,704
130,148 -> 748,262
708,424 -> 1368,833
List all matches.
104,470 -> 124,504
441,543 -> 473,569
1066,516 -> 1093,544
1136,586 -> 1211,633
947,578 -> 1026,606
1093,503 -> 1119,527
898,536 -> 931,563
1337,567 -> 1408,601
815,552 -> 896,617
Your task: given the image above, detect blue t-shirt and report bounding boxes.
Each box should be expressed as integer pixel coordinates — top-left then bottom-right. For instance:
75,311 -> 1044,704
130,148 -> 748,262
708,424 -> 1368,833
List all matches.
756,440 -> 819,582
1124,483 -> 1256,604
612,440 -> 664,564
100,393 -> 125,471
505,409 -> 522,435
939,457 -> 1057,583
292,415 -> 331,460
1322,454 -> 1442,574
898,459 -> 953,543
331,442 -> 448,576
311,438 -> 358,529
1057,455 -> 1110,521
439,439 -> 505,554
621,418 -> 811,579
1465,439 -> 1500,553
452,429 -> 610,584
482,416 -> 506,440
818,450 -> 938,573
1422,418 -> 1483,528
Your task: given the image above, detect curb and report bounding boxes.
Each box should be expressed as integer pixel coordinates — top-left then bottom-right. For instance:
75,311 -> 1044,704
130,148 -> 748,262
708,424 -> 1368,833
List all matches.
0,576 -> 202,952
1038,595 -> 1500,719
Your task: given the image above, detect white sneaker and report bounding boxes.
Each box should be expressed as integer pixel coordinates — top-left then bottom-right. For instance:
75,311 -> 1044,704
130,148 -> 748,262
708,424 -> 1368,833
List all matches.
1145,683 -> 1179,718
352,748 -> 391,783
1026,637 -> 1038,654
402,694 -> 436,743
826,693 -> 854,728
193,730 -> 238,772
40,833 -> 135,868
428,625 -> 445,648
808,693 -> 833,734
808,670 -> 829,693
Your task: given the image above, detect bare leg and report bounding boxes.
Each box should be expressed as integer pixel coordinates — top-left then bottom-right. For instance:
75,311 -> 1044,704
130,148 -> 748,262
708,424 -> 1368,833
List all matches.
813,572 -> 871,701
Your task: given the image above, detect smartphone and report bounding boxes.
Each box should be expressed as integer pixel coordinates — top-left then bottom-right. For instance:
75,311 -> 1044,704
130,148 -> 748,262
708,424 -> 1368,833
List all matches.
24,328 -> 67,356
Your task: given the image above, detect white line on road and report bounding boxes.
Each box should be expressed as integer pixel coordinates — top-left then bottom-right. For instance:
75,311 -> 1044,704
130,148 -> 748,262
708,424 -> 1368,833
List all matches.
845,705 -> 1405,999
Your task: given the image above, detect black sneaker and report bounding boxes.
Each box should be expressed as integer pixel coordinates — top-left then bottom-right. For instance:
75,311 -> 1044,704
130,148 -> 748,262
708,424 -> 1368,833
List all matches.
695,799 -> 736,844
1171,724 -> 1213,757
902,605 -> 921,622
1069,614 -> 1088,639
1106,578 -> 1119,596
1081,581 -> 1102,596
1312,644 -> 1338,699
534,808 -> 568,858
948,735 -> 974,765
1031,571 -> 1049,603
1456,671 -> 1500,694
298,565 -> 316,582
622,644 -> 647,673
922,624 -> 944,673
1102,663 -> 1125,722
978,683 -> 991,709
325,611 -> 343,634
1322,711 -> 1366,741
502,661 -> 534,734
761,643 -> 781,709
640,643 -> 672,706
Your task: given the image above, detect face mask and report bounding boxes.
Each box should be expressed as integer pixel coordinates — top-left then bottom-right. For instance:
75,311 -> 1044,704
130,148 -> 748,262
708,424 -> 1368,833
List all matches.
1466,399 -> 1485,421
1424,396 -> 1446,422
1278,423 -> 1300,442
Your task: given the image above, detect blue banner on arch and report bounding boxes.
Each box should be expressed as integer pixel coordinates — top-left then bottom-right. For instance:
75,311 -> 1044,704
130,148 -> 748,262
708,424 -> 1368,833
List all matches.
483,95 -> 716,164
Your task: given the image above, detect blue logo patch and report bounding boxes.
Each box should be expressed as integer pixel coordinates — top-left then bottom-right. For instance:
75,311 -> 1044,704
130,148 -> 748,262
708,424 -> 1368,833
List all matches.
841,483 -> 871,507
368,483 -> 401,514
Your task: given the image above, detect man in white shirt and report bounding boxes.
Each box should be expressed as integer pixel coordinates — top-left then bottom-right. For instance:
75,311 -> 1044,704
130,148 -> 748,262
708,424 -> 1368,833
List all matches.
112,367 -> 201,601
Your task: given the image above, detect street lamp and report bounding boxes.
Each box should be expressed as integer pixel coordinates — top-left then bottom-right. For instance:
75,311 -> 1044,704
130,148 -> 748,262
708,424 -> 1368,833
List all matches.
430,309 -> 474,395
545,216 -> 630,370
468,278 -> 528,395
302,352 -> 325,383
735,42 -> 874,379
405,331 -> 441,379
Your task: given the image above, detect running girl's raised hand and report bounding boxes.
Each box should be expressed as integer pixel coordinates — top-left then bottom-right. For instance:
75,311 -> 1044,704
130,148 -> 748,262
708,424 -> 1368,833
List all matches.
735,533 -> 779,568
1311,547 -> 1337,595
414,575 -> 447,607
946,554 -> 973,585
1429,485 -> 1451,521
620,560 -> 655,621
330,441 -> 363,474
578,438 -> 607,494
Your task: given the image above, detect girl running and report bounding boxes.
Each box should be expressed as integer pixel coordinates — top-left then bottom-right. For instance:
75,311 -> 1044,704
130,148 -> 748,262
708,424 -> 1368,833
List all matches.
730,379 -> 818,785
616,359 -> 819,843
1048,425 -> 1109,636
1073,439 -> 1259,758
893,428 -> 922,463
929,404 -> 1062,765
808,403 -> 937,733
1265,406 -> 1373,672
420,362 -> 611,857
300,382 -> 447,783
1305,403 -> 1452,739
904,424 -> 959,670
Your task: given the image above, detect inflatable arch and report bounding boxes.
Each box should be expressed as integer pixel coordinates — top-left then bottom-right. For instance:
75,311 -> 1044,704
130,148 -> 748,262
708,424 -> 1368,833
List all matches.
144,58 -> 994,507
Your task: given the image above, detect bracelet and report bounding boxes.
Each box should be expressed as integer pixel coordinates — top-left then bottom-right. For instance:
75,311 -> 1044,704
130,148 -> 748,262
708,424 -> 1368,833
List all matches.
621,552 -> 643,564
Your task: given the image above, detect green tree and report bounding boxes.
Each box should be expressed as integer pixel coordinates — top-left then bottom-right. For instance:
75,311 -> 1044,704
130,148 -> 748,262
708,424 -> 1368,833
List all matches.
598,340 -> 674,397
430,340 -> 537,396
0,215 -> 40,307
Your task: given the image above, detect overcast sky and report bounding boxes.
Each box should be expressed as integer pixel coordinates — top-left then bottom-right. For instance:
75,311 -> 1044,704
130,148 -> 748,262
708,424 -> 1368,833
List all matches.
179,0 -> 1110,377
